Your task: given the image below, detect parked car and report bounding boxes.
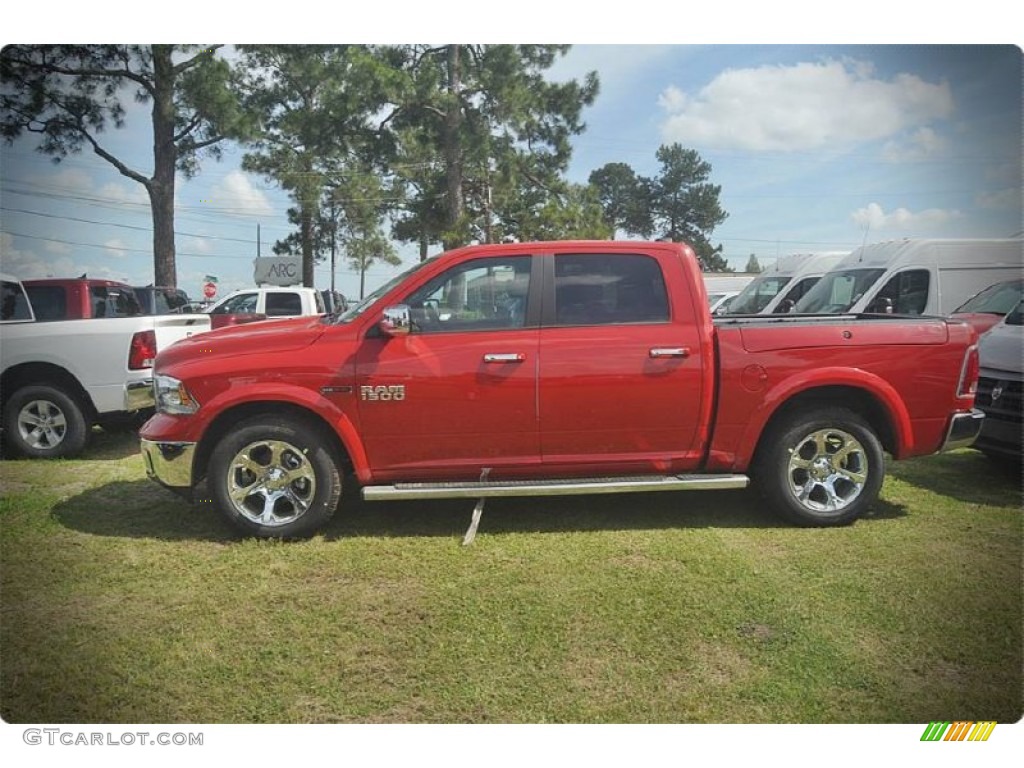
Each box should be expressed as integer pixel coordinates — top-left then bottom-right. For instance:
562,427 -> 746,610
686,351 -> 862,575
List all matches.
972,301 -> 1022,462
721,252 -> 847,315
132,285 -> 192,315
707,290 -> 740,313
23,277 -> 143,321
794,238 -> 1023,316
1,273 -> 211,458
205,286 -> 326,330
140,240 -> 982,539
951,278 -> 1023,336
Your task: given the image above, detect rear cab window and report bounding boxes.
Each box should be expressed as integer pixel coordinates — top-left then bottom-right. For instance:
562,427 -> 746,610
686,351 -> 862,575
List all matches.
90,285 -> 142,318
1,279 -> 34,322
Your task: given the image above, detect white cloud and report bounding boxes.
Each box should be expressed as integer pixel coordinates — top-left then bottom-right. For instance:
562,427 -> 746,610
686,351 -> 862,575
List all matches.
210,171 -> 274,218
0,233 -> 132,281
882,127 -> 948,163
104,238 -> 129,258
659,59 -> 954,152
850,202 -> 962,230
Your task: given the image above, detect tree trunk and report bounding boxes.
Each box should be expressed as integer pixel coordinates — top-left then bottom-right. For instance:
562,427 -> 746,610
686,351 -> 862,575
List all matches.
150,46 -> 178,287
442,45 -> 463,250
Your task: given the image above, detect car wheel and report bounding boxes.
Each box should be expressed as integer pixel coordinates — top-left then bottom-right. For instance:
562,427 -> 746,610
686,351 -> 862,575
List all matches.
3,385 -> 90,459
208,416 -> 341,539
755,406 -> 884,527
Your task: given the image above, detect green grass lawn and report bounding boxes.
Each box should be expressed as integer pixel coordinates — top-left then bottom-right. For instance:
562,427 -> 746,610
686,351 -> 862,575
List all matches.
1,431 -> 1021,723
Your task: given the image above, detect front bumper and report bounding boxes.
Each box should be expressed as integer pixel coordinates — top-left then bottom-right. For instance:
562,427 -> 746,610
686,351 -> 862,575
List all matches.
141,438 -> 196,490
940,409 -> 986,452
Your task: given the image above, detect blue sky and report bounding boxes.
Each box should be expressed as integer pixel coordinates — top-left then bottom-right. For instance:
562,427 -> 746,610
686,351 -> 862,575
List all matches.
1,38 -> 1020,302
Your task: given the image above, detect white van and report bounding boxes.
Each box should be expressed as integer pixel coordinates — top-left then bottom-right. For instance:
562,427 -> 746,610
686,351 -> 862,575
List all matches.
794,238 -> 1024,316
721,252 -> 848,314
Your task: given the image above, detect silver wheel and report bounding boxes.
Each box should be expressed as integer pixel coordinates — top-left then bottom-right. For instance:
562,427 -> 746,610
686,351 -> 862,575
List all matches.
786,427 -> 868,514
225,439 -> 317,528
17,399 -> 68,450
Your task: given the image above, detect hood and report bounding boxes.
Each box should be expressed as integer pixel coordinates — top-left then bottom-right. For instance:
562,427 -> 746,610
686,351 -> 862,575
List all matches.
978,320 -> 1023,375
156,315 -> 328,369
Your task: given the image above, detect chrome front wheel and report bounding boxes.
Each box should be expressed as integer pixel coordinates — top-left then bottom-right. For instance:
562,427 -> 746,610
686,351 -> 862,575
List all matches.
226,439 -> 318,527
209,417 -> 342,539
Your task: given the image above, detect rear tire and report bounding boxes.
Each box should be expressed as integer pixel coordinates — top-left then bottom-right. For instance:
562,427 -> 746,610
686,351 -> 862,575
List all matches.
207,416 -> 342,539
3,385 -> 90,459
754,406 -> 884,527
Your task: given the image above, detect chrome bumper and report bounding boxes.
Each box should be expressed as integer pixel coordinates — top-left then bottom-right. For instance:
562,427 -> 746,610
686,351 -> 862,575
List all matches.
141,438 -> 196,489
124,379 -> 155,411
940,409 -> 985,452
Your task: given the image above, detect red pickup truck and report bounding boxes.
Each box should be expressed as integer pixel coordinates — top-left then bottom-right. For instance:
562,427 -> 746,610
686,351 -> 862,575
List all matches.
140,241 -> 984,539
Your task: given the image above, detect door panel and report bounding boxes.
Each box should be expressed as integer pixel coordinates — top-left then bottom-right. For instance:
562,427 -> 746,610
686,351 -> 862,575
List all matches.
538,253 -> 706,473
355,255 -> 540,479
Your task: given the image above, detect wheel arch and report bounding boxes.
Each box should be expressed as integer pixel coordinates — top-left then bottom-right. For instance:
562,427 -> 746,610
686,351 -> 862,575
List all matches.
1,362 -> 97,424
192,400 -> 358,486
748,383 -> 905,474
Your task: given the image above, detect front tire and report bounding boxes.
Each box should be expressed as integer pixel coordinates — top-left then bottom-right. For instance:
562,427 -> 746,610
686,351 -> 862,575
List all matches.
3,385 -> 90,459
208,416 -> 342,539
754,406 -> 884,527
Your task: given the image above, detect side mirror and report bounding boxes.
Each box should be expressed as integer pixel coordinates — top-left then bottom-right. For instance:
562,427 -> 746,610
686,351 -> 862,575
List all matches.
867,297 -> 894,314
379,304 -> 411,336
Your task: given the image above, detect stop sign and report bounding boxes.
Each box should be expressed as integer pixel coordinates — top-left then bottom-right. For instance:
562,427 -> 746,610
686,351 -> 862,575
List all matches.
202,282 -> 217,299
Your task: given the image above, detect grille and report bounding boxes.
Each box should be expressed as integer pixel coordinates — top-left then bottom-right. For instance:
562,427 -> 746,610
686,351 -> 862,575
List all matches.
976,375 -> 1022,424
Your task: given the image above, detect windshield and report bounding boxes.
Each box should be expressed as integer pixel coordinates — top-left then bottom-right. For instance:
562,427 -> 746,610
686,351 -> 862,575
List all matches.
954,279 -> 1023,315
333,258 -> 436,324
793,268 -> 886,313
722,274 -> 792,314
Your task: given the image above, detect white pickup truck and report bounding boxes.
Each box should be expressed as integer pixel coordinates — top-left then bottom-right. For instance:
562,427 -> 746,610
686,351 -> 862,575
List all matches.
1,273 -> 211,458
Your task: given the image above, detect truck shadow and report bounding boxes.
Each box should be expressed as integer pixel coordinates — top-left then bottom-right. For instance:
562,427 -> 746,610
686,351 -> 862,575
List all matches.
889,449 -> 1022,505
49,478 -> 908,542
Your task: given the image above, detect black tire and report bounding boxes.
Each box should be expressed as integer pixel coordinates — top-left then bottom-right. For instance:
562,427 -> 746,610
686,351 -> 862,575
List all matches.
207,415 -> 342,539
753,406 -> 884,527
2,385 -> 90,459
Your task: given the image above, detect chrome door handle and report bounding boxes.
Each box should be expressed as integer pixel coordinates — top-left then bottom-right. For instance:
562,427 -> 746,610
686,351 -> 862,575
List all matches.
483,353 -> 526,363
649,347 -> 690,359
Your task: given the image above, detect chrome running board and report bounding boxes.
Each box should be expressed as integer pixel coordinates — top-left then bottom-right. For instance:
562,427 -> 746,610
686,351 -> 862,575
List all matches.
363,474 -> 749,501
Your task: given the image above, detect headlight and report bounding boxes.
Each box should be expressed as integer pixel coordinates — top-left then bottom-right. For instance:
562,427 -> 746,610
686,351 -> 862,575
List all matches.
154,374 -> 200,415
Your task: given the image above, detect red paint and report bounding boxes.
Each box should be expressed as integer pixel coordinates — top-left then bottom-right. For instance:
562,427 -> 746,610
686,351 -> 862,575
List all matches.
141,241 -> 979,487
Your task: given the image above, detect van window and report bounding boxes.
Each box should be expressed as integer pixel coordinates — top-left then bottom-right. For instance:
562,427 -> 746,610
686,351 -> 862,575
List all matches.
794,269 -> 886,313
866,270 -> 930,315
724,274 -> 792,314
772,276 -> 821,313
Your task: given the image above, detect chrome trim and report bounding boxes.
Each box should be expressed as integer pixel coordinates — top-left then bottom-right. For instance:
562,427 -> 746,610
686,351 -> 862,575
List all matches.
124,379 -> 155,410
141,439 -> 196,488
363,473 -> 749,501
649,347 -> 690,359
483,353 -> 526,363
940,409 -> 985,452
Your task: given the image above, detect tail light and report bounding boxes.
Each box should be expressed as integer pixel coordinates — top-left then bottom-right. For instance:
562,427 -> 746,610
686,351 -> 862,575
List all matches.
956,344 -> 979,398
129,330 -> 157,370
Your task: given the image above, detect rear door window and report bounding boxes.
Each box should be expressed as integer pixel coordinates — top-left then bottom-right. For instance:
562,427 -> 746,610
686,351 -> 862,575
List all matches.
90,286 -> 142,318
265,292 -> 303,316
552,253 -> 669,326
